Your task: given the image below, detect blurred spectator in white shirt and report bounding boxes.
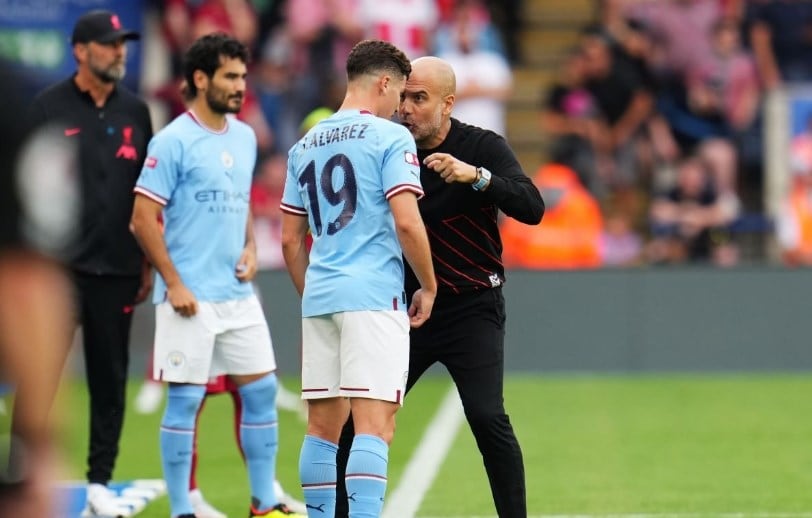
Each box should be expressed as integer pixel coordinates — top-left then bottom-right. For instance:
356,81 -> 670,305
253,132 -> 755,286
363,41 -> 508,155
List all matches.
438,0 -> 512,136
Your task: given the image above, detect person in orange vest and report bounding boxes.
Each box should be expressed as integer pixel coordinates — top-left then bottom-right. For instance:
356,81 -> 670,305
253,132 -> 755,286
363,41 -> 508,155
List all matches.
501,162 -> 603,269
777,130 -> 812,266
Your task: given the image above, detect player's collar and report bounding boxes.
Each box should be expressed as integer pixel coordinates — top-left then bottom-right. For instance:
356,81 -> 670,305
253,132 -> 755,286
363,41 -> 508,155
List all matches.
186,109 -> 229,134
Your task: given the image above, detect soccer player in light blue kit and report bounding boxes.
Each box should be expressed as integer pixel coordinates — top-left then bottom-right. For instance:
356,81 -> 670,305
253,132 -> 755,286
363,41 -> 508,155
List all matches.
281,39 -> 438,517
130,33 -> 303,518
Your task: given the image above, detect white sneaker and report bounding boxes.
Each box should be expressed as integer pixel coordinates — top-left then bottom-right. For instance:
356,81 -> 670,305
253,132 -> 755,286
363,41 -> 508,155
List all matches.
83,483 -> 133,517
133,381 -> 164,414
274,480 -> 307,514
189,488 -> 227,518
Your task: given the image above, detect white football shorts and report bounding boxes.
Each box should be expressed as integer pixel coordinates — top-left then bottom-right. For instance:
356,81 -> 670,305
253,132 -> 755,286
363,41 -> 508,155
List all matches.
153,294 -> 276,384
301,310 -> 409,404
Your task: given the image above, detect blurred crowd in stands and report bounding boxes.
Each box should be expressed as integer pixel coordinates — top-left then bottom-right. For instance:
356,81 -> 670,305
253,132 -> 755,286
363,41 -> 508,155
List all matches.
142,0 -> 812,270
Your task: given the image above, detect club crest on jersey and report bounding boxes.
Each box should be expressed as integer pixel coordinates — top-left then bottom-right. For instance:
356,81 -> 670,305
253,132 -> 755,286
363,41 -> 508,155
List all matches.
489,273 -> 502,287
221,150 -> 234,169
404,151 -> 419,166
145,156 -> 158,168
115,126 -> 138,160
167,351 -> 185,368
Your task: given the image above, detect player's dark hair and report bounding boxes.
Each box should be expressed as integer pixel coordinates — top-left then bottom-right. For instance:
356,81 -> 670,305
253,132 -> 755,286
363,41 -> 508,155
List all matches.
346,39 -> 411,82
183,32 -> 249,100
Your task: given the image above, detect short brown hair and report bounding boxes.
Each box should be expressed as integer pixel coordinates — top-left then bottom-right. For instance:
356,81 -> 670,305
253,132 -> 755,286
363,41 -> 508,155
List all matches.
346,39 -> 411,82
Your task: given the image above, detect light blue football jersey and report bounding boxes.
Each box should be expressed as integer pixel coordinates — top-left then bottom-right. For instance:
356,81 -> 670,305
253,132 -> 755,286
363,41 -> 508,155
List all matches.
282,110 -> 423,317
135,111 -> 256,303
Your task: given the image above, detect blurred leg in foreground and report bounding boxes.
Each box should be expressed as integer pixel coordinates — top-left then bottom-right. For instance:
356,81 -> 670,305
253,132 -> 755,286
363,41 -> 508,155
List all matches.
0,251 -> 72,517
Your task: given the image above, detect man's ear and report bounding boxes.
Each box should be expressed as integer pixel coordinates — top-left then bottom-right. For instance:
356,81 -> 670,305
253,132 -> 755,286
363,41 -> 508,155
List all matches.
193,69 -> 209,93
73,44 -> 87,64
379,74 -> 391,95
443,94 -> 456,115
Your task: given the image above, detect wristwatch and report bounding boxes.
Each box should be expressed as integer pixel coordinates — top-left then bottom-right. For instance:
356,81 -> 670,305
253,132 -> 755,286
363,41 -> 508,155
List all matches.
472,167 -> 492,191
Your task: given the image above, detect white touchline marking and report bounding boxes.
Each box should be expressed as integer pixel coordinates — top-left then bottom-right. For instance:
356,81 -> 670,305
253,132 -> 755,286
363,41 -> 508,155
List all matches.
382,384 -> 465,518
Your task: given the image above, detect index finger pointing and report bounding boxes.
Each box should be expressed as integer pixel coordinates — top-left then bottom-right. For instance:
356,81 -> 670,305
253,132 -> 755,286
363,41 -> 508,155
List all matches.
423,152 -> 447,165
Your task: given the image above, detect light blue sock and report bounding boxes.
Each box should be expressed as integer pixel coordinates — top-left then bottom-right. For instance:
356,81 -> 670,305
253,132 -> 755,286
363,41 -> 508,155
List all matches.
160,384 -> 205,517
346,434 -> 388,518
299,434 -> 338,516
238,372 -> 279,511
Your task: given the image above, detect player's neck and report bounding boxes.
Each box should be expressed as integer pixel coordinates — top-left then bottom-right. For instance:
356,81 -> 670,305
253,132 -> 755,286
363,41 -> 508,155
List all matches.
188,99 -> 228,132
339,92 -> 379,118
73,69 -> 115,108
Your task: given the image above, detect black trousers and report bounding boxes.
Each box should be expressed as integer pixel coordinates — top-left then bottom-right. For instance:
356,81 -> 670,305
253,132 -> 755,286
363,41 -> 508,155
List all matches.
336,288 -> 527,517
72,272 -> 140,485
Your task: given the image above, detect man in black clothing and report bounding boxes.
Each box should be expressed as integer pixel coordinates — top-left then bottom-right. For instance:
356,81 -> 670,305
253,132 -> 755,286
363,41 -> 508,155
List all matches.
336,56 -> 544,517
26,10 -> 153,516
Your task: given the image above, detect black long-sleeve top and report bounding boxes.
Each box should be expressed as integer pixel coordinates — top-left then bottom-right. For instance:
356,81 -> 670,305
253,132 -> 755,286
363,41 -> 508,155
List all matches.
28,77 -> 153,275
404,118 -> 544,296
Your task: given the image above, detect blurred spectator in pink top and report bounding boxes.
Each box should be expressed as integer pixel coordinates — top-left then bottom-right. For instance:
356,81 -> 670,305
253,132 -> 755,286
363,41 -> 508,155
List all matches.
601,206 -> 643,266
657,17 -> 757,215
616,0 -> 723,79
685,18 -> 760,136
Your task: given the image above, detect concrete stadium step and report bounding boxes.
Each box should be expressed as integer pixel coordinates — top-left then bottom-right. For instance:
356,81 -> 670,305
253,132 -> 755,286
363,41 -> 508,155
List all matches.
520,28 -> 582,67
505,0 -> 599,176
510,68 -> 557,106
506,109 -> 542,144
524,0 -> 597,26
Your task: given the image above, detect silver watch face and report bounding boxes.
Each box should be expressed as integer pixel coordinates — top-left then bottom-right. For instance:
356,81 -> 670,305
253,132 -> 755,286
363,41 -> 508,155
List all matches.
473,167 -> 490,190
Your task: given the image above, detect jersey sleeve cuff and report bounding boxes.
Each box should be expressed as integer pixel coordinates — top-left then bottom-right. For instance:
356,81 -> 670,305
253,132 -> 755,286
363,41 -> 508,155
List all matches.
133,186 -> 168,205
385,184 -> 425,201
280,202 -> 308,216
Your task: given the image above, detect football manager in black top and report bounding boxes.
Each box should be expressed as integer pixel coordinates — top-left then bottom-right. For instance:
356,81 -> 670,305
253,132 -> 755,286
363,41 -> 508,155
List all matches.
336,56 -> 544,517
26,10 -> 153,517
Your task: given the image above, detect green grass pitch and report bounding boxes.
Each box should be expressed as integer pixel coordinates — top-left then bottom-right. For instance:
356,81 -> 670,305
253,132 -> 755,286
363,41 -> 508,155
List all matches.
4,373 -> 812,517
